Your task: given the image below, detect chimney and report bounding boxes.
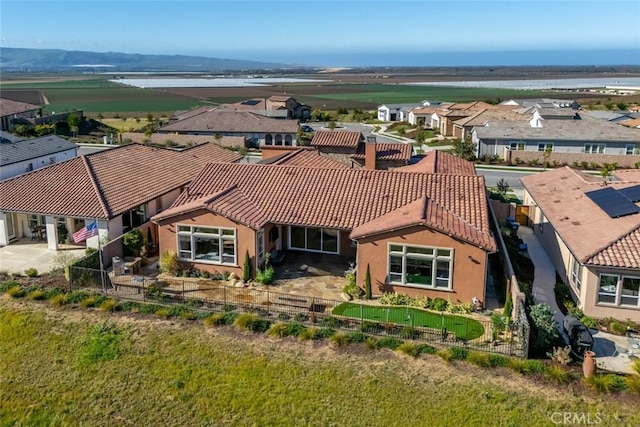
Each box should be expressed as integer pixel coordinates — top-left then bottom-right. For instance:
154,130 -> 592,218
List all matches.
365,135 -> 377,170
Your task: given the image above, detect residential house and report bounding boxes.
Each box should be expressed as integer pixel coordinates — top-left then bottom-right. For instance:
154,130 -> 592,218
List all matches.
520,167 -> 640,322
157,108 -> 299,147
0,97 -> 43,131
1,135 -> 78,180
500,98 -> 579,109
0,143 -> 242,260
472,113 -> 640,167
451,109 -> 528,140
218,96 -> 311,120
120,132 -> 247,150
152,161 -> 496,304
309,130 -> 412,169
433,102 -> 517,137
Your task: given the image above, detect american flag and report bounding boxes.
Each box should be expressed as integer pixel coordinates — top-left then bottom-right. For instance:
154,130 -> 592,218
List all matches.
73,221 -> 98,243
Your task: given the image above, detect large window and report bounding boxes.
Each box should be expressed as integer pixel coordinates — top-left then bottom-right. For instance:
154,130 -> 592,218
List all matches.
570,257 -> 582,291
538,143 -> 553,152
597,274 -> 640,308
626,144 -> 637,155
388,244 -> 453,289
509,141 -> 525,151
289,226 -> 339,254
621,276 -> 640,307
597,274 -> 618,304
177,225 -> 236,265
122,204 -> 148,232
584,144 -> 605,154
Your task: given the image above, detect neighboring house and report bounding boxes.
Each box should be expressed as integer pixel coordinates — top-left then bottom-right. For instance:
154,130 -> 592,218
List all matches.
218,96 -> 311,120
582,110 -> 638,123
472,113 -> 640,166
520,167 -> 640,322
433,102 -> 517,137
157,108 -> 299,147
451,109 -> 528,140
152,161 -> 496,304
407,107 -> 442,127
0,97 -> 43,131
394,150 -> 477,176
0,135 -> 78,180
620,118 -> 640,129
500,98 -> 579,109
377,103 -> 419,122
0,143 -> 242,259
310,130 -> 412,169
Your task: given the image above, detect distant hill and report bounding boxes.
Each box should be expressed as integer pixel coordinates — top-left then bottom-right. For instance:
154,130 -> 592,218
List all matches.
0,47 -> 297,72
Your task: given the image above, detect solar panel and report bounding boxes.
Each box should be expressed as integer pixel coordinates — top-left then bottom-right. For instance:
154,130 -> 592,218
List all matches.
585,187 -> 640,218
619,184 -> 640,203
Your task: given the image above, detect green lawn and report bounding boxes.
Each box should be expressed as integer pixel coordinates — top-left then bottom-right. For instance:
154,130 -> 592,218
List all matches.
333,302 -> 485,340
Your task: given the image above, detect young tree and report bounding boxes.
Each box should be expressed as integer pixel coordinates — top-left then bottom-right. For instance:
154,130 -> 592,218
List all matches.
496,178 -> 510,197
243,250 -> 251,282
451,136 -> 477,160
67,112 -> 82,137
327,120 -> 337,130
364,264 -> 372,300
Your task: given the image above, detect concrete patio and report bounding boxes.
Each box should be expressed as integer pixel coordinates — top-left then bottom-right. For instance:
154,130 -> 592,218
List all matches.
0,238 -> 86,274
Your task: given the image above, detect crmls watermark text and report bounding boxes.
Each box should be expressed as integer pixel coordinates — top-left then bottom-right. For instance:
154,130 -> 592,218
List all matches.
551,412 -> 602,425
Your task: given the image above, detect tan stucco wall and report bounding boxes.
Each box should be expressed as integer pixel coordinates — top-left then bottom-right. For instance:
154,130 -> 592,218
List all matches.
355,225 -> 488,305
156,209 -> 257,279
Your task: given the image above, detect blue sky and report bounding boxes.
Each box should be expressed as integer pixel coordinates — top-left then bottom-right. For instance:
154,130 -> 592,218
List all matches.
1,0 -> 639,66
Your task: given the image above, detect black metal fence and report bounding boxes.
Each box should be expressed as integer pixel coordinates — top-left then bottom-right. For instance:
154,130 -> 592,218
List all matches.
68,267 -> 530,357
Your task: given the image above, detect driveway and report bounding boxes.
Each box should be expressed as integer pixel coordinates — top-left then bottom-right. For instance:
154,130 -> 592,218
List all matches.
0,238 -> 86,275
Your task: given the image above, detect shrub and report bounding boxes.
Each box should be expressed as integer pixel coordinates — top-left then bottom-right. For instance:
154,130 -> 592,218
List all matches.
625,375 -> 640,395
584,374 -> 627,393
316,327 -> 335,339
26,289 -> 46,300
467,351 -> 492,368
298,327 -> 318,341
437,349 -> 455,364
330,332 -> 349,348
397,342 -> 420,358
430,297 -> 449,312
6,286 -> 25,298
361,321 -> 381,334
255,266 -> 275,285
50,294 -> 69,307
159,251 -> 180,275
99,299 -> 118,312
609,321 -> 627,336
400,326 -> 419,340
204,313 -> 227,327
547,346 -> 572,365
80,296 -> 99,308
488,354 -> 510,368
284,323 -> 306,337
147,281 -> 166,298
632,359 -> 640,375
277,313 -> 291,321
415,344 -> 437,355
365,336 -> 380,350
0,280 -> 21,293
508,359 -> 533,374
448,347 -> 468,361
24,268 -> 38,277
234,313 -> 270,332
545,365 -> 574,385
243,250 -> 251,282
347,331 -> 366,343
378,337 -> 403,350
181,311 -> 196,321
379,292 -> 411,306
343,272 -> 362,298
529,303 -> 561,355
503,292 -> 513,319
155,308 -> 171,318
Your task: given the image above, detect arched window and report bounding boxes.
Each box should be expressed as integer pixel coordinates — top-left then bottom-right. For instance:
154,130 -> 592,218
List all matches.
265,134 -> 273,145
284,135 -> 293,146
275,134 -> 283,146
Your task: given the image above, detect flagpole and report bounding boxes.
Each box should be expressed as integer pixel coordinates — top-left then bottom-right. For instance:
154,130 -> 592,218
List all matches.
97,218 -> 106,293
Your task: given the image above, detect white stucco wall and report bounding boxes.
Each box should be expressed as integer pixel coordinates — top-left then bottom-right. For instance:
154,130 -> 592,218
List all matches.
0,149 -> 77,180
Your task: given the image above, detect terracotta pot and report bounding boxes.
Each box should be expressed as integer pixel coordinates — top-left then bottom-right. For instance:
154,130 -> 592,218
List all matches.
582,350 -> 596,378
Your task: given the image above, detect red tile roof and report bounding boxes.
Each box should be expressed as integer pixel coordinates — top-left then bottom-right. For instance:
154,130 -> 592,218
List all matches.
0,97 -> 41,117
311,130 -> 362,148
153,163 -> 496,251
0,143 -> 242,219
258,148 -> 349,169
159,109 -> 298,134
394,151 -> 477,175
521,167 -> 640,268
353,143 -> 412,161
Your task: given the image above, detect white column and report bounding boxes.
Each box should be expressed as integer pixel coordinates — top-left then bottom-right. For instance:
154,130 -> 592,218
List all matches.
0,212 -> 8,246
45,215 -> 58,250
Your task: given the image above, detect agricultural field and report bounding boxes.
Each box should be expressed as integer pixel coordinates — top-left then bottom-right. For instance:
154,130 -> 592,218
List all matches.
1,297 -> 639,426
0,73 -> 600,116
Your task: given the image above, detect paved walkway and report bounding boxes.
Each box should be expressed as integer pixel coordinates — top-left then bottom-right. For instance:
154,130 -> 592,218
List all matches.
0,238 -> 86,274
518,226 -> 635,374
